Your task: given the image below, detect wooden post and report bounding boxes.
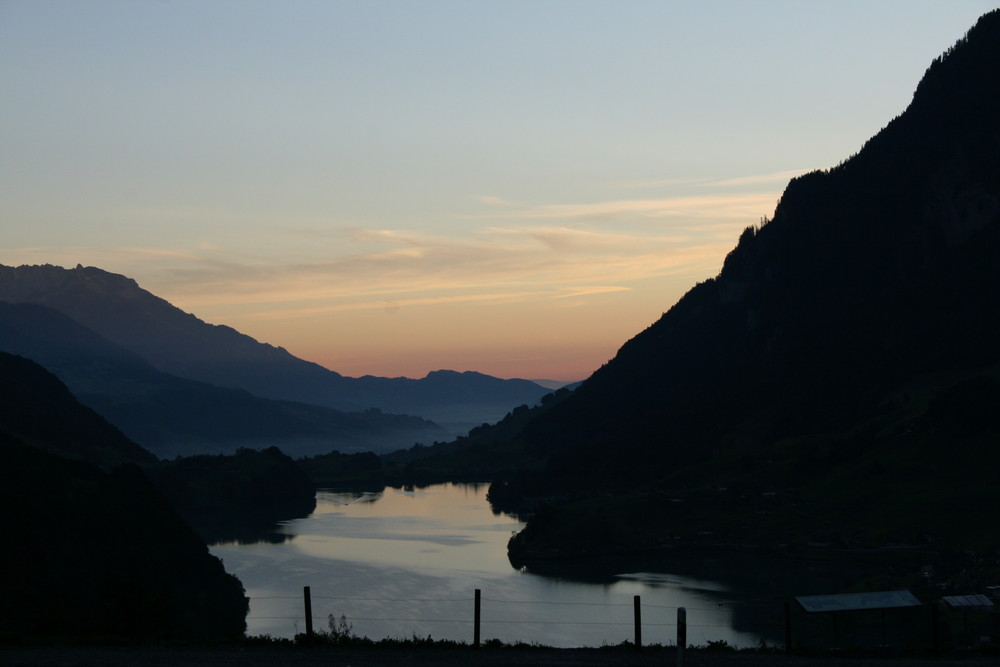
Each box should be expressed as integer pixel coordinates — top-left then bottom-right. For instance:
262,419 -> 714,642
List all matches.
303,586 -> 314,637
473,588 -> 481,648
676,606 -> 687,667
931,603 -> 941,654
784,601 -> 793,651
633,595 -> 642,649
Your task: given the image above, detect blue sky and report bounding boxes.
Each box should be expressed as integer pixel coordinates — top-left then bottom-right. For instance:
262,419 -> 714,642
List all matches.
1,1 -> 995,380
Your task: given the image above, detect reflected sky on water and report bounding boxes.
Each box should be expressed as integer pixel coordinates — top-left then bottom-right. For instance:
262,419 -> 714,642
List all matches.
210,483 -> 770,647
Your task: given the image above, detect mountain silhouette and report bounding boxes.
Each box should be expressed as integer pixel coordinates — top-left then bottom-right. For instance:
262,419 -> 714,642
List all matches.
486,10 -> 1000,559
0,352 -> 248,641
0,263 -> 550,434
0,351 -> 155,466
0,302 -> 446,458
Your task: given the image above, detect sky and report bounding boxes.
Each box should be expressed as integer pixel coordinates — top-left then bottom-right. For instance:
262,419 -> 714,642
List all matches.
1,1 -> 996,382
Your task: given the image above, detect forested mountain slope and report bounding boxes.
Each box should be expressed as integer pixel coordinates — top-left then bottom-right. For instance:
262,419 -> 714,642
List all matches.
492,10 -> 1000,559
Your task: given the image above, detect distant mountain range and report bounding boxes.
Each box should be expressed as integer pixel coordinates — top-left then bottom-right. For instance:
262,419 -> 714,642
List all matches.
0,263 -> 551,427
0,263 -> 553,457
458,10 -> 1000,562
0,301 -> 447,458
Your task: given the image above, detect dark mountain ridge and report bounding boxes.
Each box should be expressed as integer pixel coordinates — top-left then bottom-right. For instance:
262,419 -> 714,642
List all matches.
524,9 -> 1000,464
0,351 -> 249,641
0,351 -> 155,466
0,263 -> 550,432
488,11 -> 1000,559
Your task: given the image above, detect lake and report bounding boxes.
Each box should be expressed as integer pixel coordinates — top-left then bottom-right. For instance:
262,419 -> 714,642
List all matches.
209,483 -> 794,648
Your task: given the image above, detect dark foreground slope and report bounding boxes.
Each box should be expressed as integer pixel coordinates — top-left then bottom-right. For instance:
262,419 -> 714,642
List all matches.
491,11 -> 1000,560
0,352 -> 248,642
0,352 -> 155,466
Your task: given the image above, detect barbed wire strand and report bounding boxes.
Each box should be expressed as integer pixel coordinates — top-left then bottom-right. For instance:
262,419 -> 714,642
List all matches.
263,592 -> 724,614
255,616 -> 733,631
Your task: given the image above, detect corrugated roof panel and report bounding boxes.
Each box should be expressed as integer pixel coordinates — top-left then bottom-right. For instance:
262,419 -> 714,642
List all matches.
795,590 -> 921,613
942,594 -> 994,608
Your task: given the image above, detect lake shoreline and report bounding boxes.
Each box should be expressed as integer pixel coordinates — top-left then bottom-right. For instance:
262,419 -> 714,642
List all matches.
209,483 -> 779,647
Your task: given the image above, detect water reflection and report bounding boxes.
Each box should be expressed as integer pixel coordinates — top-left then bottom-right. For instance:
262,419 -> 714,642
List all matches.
320,491 -> 383,506
281,486 -> 521,573
193,499 -> 316,546
617,572 -> 731,592
210,483 -> 788,647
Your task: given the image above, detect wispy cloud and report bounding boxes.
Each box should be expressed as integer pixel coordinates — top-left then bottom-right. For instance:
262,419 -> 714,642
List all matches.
486,193 -> 776,221
472,171 -> 787,223
239,289 -> 555,320
705,168 -> 811,188
4,217 -> 739,320
3,167 -> 787,328
475,194 -> 513,206
554,285 -> 632,299
609,168 -> 810,191
158,220 -> 738,319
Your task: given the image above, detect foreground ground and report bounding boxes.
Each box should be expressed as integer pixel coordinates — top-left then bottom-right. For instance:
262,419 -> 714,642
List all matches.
2,645 -> 998,667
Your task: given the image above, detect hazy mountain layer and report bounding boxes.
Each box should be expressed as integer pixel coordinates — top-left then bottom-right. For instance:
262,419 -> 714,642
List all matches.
0,263 -> 550,432
0,302 -> 446,458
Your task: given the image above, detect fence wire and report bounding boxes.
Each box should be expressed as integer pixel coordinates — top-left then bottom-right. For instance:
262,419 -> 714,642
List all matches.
244,589 -> 742,640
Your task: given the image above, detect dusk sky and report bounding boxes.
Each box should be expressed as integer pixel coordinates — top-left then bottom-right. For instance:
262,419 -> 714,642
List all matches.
2,1 -> 995,381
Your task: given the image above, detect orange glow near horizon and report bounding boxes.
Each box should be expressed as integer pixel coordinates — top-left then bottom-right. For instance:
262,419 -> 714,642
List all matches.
304,343 -> 613,383
4,2 -> 993,381
236,282 -> 675,382
1,183 -> 769,381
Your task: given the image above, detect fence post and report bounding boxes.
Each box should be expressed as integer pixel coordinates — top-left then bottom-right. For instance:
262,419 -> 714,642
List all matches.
676,606 -> 687,667
303,586 -> 314,637
633,595 -> 642,648
784,600 -> 793,651
474,588 -> 481,648
931,603 -> 941,654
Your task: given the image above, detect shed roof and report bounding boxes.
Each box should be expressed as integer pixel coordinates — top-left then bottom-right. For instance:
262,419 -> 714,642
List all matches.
795,590 -> 921,613
942,594 -> 994,608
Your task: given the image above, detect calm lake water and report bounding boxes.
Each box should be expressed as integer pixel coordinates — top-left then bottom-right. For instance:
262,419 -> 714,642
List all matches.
209,483 -> 792,648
